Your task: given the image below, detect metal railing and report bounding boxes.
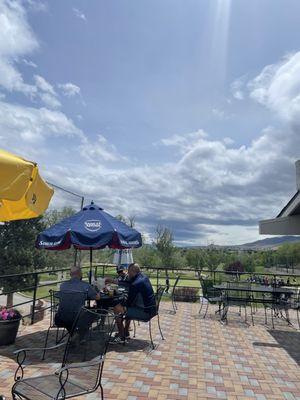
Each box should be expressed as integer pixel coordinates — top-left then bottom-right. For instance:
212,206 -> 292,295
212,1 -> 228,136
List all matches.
1,264 -> 300,324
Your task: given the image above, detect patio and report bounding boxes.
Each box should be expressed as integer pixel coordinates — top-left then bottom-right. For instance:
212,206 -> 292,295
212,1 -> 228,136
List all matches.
1,301 -> 300,400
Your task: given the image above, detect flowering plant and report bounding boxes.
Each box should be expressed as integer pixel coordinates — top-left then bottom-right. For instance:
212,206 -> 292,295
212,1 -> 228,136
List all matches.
0,307 -> 21,321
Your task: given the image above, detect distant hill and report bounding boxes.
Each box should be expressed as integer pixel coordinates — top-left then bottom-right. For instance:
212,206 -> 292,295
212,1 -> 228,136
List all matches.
238,236 -> 300,249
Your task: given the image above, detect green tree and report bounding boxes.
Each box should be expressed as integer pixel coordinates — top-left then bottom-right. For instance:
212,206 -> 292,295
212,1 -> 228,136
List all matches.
0,218 -> 49,307
133,245 -> 160,267
41,207 -> 77,270
154,225 -> 176,270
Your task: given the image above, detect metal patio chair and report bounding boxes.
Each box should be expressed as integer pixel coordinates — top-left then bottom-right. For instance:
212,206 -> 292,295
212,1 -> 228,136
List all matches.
42,289 -> 89,360
198,275 -> 223,319
222,282 -> 254,325
12,308 -> 115,400
132,285 -> 165,349
163,275 -> 181,314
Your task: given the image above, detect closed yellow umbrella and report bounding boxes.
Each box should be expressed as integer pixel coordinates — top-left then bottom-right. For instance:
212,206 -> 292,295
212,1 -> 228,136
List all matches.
0,149 -> 54,222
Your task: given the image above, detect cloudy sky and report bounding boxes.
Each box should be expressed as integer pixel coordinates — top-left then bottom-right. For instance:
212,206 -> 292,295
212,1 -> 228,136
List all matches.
2,0 -> 300,245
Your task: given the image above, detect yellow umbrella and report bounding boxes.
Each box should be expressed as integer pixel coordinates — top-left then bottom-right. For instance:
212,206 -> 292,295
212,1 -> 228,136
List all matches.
0,149 -> 54,221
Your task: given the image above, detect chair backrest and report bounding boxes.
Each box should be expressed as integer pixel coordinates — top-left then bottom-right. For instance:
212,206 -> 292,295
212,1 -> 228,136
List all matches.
198,276 -> 213,298
62,308 -> 115,392
155,285 -> 166,312
50,289 -> 89,326
226,282 -> 251,301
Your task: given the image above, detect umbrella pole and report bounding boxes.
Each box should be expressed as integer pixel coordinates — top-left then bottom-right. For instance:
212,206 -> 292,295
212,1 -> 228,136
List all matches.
89,247 -> 92,284
118,249 -> 122,267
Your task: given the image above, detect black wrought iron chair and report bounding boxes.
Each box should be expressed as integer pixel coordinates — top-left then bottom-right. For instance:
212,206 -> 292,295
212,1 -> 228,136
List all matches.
198,276 -> 223,319
132,285 -> 165,349
222,282 -> 254,325
163,275 -> 181,314
42,289 -> 89,360
263,288 -> 295,329
12,308 -> 115,400
289,288 -> 300,328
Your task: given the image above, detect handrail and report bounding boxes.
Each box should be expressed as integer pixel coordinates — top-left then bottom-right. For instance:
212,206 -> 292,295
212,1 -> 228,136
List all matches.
1,263 -> 300,324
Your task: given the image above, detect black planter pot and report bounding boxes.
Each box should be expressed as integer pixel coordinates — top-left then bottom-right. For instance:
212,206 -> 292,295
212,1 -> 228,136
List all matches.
0,318 -> 21,346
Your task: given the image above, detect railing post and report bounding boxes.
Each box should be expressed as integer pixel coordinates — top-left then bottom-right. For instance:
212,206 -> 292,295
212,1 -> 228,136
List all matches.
31,273 -> 38,325
156,268 -> 159,293
213,271 -> 216,284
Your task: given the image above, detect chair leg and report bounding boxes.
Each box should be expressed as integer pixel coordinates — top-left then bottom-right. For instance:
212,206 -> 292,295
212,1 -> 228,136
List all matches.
42,326 -> 51,360
171,296 -> 176,314
99,382 -> 104,400
133,320 -> 136,338
149,319 -> 155,349
264,306 -> 268,324
250,303 -> 254,326
271,307 -> 275,329
203,301 -> 209,319
199,297 -> 204,315
157,314 -> 164,340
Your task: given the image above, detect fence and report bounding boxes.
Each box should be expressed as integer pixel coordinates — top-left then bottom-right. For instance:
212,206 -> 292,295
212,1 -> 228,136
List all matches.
1,264 -> 300,324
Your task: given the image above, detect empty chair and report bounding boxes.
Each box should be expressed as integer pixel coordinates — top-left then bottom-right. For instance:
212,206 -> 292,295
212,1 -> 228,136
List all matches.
198,275 -> 223,319
12,308 -> 115,400
222,282 -> 254,325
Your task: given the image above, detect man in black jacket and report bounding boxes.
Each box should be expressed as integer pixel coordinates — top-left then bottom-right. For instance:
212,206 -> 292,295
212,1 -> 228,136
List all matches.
111,263 -> 156,344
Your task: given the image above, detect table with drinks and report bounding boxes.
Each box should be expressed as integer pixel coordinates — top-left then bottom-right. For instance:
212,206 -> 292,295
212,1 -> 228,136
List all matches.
92,277 -> 128,309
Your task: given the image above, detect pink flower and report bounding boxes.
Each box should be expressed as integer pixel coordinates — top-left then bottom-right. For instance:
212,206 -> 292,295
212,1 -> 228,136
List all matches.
2,312 -> 9,320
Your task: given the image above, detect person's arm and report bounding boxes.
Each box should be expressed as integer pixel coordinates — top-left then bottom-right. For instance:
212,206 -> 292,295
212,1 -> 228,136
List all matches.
87,284 -> 100,301
105,277 -> 118,285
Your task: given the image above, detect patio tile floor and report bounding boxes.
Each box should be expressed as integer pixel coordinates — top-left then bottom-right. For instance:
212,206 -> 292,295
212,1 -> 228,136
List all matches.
0,301 -> 300,399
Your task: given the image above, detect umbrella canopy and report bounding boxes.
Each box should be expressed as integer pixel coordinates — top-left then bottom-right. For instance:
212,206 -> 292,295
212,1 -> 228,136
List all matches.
0,149 -> 54,222
36,202 -> 142,250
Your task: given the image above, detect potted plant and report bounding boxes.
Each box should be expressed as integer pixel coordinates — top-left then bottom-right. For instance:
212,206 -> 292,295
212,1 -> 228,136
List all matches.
0,307 -> 22,346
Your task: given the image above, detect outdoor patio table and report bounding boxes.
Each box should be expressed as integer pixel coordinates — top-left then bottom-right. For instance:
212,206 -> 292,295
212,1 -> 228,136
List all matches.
213,284 -> 296,324
95,289 -> 127,309
213,284 -> 296,295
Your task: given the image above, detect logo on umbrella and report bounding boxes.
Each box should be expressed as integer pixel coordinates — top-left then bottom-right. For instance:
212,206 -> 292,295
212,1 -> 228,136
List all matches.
84,220 -> 102,231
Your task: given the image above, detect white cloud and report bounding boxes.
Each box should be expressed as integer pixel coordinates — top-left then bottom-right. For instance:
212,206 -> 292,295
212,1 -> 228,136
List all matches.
34,75 -> 56,95
58,82 -> 81,97
0,100 -> 83,145
79,134 -> 127,164
0,0 -> 38,94
0,2 -> 59,108
22,58 -> 37,68
230,76 -> 246,100
34,74 -> 61,108
25,0 -> 48,13
249,52 -> 300,123
73,8 -> 87,21
212,108 -> 226,119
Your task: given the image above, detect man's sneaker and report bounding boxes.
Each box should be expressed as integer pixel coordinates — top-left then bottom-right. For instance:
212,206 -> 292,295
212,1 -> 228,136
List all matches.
109,335 -> 127,345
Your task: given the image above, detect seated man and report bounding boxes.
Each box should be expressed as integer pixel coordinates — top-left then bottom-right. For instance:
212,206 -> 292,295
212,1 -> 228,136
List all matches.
55,266 -> 100,335
111,263 -> 156,344
105,265 -> 130,290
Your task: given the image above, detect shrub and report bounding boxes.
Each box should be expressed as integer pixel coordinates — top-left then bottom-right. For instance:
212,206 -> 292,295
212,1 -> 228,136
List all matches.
174,286 -> 199,302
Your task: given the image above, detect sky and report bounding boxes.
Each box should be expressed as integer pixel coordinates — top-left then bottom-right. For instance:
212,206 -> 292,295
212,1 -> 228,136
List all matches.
2,0 -> 300,246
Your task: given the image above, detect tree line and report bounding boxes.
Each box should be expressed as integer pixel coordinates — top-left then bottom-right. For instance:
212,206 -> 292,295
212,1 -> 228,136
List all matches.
1,207 -> 300,306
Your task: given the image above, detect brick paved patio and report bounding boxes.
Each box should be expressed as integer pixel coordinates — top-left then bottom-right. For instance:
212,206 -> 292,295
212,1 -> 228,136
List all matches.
1,301 -> 300,399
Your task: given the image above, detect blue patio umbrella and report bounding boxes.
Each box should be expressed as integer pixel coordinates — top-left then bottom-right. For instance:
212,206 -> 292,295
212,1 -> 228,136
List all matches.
36,202 -> 142,280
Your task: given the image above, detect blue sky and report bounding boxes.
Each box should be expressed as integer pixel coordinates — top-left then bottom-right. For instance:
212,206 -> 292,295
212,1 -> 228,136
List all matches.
2,0 -> 300,245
